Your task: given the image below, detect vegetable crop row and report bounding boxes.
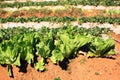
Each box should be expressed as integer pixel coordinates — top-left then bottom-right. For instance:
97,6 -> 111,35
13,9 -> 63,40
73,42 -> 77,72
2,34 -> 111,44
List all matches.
0,26 -> 115,77
1,7 -> 120,18
0,0 -> 120,8
1,16 -> 120,24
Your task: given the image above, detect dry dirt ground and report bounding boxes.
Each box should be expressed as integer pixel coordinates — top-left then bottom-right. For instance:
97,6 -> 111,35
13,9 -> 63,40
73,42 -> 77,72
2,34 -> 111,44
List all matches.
0,53 -> 120,80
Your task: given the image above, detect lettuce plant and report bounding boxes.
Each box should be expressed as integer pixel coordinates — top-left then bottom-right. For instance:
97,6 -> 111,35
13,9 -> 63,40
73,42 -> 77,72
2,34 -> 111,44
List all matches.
87,37 -> 115,57
50,27 -> 92,63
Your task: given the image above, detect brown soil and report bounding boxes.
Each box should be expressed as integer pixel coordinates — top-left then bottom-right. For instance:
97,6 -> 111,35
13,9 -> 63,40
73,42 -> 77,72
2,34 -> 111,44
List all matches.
0,54 -> 120,80
82,9 -> 104,17
69,54 -> 120,80
110,31 -> 120,54
0,9 -> 120,18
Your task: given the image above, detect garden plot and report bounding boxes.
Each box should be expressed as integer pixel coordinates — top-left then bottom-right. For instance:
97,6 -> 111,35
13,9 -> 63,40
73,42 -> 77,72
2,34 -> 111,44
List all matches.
0,0 -> 120,80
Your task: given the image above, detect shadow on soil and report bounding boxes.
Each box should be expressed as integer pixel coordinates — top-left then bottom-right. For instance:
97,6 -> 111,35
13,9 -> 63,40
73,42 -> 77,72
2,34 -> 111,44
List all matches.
59,58 -> 69,70
19,60 -> 28,73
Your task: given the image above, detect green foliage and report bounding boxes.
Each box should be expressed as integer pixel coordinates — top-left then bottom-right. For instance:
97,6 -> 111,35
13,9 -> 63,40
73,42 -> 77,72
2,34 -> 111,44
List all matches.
0,0 -> 120,8
0,40 -> 20,66
35,27 -> 54,58
87,37 -> 115,57
51,26 -> 92,63
20,33 -> 35,64
105,9 -> 120,15
0,39 -> 21,76
35,27 -> 54,71
0,16 -> 120,24
35,57 -> 45,71
0,27 -> 35,76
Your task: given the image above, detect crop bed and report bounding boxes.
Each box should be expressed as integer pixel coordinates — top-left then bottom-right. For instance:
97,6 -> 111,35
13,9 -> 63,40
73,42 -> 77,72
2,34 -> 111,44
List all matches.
1,6 -> 120,18
0,0 -> 120,80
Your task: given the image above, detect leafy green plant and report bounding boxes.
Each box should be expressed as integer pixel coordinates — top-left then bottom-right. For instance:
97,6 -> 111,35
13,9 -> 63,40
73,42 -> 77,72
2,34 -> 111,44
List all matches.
0,39 -> 20,76
50,26 -> 92,63
19,33 -> 35,64
35,57 -> 45,71
0,27 -> 36,76
34,27 -> 54,71
87,37 -> 115,57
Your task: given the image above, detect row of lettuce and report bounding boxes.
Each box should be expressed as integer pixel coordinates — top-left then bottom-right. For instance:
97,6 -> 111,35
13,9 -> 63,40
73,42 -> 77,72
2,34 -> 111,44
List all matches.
0,0 -> 120,8
0,26 -> 115,77
1,16 -> 120,24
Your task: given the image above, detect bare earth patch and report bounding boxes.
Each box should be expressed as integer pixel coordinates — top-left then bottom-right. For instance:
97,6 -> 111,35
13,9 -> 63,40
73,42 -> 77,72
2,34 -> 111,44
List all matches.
69,55 -> 120,80
0,54 -> 120,80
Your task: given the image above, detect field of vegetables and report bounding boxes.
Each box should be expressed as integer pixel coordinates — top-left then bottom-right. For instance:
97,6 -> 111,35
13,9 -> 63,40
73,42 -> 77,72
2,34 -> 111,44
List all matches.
0,0 -> 120,80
